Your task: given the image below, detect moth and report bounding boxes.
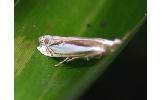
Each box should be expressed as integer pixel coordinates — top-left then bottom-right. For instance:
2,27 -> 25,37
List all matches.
37,35 -> 122,66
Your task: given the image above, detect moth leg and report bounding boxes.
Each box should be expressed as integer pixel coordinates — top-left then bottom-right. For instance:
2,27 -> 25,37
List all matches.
85,55 -> 94,61
95,54 -> 102,59
45,46 -> 54,56
86,57 -> 90,61
49,49 -> 55,56
54,57 -> 70,66
66,57 -> 81,62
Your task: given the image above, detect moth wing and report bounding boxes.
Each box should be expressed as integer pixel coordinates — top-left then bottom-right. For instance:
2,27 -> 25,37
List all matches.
48,43 -> 100,54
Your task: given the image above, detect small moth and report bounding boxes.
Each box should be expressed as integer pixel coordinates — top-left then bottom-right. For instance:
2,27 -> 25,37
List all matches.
37,35 -> 122,66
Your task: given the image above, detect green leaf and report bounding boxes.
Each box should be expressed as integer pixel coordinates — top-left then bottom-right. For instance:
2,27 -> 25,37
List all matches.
15,0 -> 146,100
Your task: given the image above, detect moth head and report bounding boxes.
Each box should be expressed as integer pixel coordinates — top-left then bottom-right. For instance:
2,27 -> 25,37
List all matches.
39,35 -> 52,45
39,35 -> 63,45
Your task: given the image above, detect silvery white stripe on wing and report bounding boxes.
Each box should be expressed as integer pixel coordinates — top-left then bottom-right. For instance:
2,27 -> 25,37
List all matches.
49,43 -> 104,54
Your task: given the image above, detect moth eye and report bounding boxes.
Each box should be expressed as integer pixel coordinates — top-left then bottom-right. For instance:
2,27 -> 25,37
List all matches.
44,39 -> 49,44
